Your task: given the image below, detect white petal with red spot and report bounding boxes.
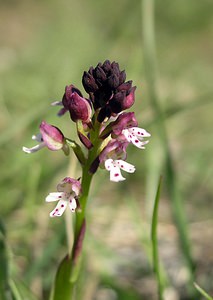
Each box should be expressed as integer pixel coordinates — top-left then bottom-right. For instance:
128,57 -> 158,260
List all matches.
128,127 -> 151,137
110,165 -> 126,182
45,192 -> 65,202
104,159 -> 135,182
115,160 -> 135,173
50,200 -> 68,217
122,127 -> 151,149
69,197 -> 77,212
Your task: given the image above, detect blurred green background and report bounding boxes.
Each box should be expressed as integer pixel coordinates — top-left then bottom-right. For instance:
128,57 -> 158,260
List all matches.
0,0 -> 213,299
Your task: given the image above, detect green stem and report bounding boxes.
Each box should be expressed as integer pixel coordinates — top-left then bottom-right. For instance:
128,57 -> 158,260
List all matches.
73,118 -> 102,248
69,118 -> 102,296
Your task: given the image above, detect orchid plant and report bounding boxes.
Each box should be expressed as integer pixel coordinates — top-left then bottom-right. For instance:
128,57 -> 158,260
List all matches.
23,60 -> 150,299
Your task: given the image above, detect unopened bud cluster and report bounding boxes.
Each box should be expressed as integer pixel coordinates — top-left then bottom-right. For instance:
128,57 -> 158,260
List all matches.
82,60 -> 135,122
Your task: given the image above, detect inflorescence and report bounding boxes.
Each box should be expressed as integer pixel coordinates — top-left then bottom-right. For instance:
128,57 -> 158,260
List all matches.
23,60 -> 150,217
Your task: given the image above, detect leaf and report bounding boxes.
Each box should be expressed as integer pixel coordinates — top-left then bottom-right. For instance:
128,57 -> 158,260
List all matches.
9,278 -> 38,300
151,175 -> 165,300
50,255 -> 73,300
194,282 -> 213,300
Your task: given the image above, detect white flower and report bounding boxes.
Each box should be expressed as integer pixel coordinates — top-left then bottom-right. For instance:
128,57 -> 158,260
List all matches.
122,127 -> 151,149
45,177 -> 81,217
104,158 -> 135,182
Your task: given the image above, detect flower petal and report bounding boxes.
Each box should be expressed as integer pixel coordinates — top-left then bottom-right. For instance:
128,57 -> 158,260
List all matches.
128,127 -> 151,138
22,142 -> 46,153
110,165 -> 126,182
130,138 -> 149,149
45,192 -> 65,202
115,160 -> 135,173
49,200 -> 68,217
122,128 -> 150,149
104,158 -> 114,171
68,196 -> 77,212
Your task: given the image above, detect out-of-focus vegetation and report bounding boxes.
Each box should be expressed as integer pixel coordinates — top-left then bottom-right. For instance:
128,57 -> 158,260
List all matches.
0,0 -> 212,299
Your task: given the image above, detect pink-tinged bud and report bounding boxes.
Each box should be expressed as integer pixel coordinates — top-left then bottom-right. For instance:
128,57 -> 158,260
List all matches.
68,92 -> 92,123
62,85 -> 92,123
121,86 -> 136,110
99,140 -> 128,163
40,121 -> 64,151
99,112 -> 138,140
82,71 -> 99,93
117,80 -> 132,92
111,112 -> 138,136
57,177 -> 82,196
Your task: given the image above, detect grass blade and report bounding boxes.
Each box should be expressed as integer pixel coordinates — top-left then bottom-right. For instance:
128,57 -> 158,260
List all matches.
151,176 -> 164,300
194,283 -> 213,300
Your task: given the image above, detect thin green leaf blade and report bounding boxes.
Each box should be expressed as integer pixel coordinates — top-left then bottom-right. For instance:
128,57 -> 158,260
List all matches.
151,176 -> 164,300
194,283 -> 213,300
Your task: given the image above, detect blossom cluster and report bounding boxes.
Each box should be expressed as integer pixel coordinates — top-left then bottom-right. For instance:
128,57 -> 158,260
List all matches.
23,60 -> 150,217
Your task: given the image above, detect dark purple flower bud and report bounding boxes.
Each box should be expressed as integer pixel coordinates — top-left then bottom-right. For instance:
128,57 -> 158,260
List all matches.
94,66 -> 107,82
109,91 -> 126,113
111,61 -> 120,77
119,70 -> 126,85
97,105 -> 112,123
63,85 -> 92,123
102,60 -> 111,73
107,74 -> 120,89
82,60 -> 136,120
63,85 -> 83,109
117,80 -> 132,92
82,71 -> 99,93
121,86 -> 136,110
88,66 -> 94,75
40,121 -> 65,151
